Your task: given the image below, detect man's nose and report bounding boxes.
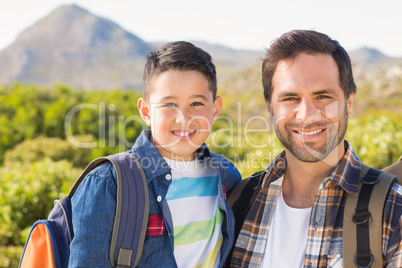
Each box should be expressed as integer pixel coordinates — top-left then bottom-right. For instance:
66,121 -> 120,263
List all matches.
296,99 -> 321,123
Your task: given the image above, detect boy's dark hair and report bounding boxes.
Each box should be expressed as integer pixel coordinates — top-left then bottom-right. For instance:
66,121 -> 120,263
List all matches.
143,41 -> 217,100
262,30 -> 356,103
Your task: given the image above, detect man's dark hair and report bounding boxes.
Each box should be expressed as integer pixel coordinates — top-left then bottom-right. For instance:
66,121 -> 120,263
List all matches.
143,41 -> 217,100
262,30 -> 356,103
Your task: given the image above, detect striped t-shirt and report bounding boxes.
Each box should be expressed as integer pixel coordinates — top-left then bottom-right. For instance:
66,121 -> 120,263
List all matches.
164,157 -> 223,268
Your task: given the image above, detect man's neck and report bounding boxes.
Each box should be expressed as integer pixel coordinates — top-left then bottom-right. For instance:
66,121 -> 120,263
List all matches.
281,142 -> 345,209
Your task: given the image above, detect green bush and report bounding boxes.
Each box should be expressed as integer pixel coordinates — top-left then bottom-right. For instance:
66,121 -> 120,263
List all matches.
0,246 -> 23,268
0,159 -> 80,246
4,136 -> 94,168
347,113 -> 402,169
0,84 -> 144,165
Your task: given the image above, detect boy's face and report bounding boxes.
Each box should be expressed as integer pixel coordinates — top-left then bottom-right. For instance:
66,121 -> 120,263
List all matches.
138,70 -> 222,161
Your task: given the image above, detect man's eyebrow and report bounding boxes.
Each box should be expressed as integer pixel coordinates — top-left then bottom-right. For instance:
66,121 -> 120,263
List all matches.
277,91 -> 299,98
312,89 -> 337,95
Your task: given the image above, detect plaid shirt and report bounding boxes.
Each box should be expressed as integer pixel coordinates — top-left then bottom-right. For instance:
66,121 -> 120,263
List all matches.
231,141 -> 402,267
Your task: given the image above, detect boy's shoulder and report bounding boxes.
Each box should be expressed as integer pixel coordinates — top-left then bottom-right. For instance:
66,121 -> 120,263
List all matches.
209,152 -> 241,188
83,160 -> 118,189
209,152 -> 236,168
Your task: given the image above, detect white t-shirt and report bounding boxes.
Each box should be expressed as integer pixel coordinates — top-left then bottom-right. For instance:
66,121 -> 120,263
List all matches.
164,158 -> 223,268
261,187 -> 311,268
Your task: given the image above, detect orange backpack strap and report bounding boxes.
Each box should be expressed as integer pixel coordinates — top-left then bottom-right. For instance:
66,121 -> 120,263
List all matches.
19,222 -> 57,268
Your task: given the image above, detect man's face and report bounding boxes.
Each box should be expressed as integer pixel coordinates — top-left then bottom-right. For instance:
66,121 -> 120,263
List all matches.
267,53 -> 354,163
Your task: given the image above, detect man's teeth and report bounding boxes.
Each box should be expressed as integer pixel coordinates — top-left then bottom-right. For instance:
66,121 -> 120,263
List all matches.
298,129 -> 323,135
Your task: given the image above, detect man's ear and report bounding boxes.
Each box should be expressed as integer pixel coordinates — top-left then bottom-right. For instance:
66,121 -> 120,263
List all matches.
213,96 -> 223,122
265,98 -> 274,123
347,93 -> 355,118
137,98 -> 151,126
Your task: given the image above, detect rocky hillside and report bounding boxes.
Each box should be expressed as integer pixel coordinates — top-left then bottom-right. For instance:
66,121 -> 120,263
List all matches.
0,4 -> 151,89
0,4 -> 400,92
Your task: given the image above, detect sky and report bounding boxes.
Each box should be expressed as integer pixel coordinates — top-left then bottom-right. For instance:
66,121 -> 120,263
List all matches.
1,0 -> 401,57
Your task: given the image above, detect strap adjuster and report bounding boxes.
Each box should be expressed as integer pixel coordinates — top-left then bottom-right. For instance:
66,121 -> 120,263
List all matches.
353,211 -> 370,225
360,174 -> 379,184
354,253 -> 373,268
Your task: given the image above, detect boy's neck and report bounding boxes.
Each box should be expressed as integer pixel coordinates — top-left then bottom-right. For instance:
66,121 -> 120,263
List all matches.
159,150 -> 196,162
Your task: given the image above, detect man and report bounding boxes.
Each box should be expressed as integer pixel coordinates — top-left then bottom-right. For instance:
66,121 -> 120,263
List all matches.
230,30 -> 402,267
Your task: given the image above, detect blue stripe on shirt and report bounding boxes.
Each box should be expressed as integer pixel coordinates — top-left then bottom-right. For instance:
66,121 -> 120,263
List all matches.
166,175 -> 219,200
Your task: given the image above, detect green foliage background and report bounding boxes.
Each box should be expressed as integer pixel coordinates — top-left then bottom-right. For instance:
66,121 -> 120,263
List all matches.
0,77 -> 401,266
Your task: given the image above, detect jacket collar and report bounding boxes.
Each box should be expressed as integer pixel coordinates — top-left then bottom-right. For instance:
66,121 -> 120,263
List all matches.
128,130 -> 212,183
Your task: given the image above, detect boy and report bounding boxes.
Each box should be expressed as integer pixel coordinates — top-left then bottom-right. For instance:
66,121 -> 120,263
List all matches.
69,41 -> 241,267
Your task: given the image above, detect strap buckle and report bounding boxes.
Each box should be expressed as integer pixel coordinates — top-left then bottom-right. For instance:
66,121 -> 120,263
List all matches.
233,201 -> 250,215
354,253 -> 374,268
360,174 -> 379,184
353,211 -> 370,225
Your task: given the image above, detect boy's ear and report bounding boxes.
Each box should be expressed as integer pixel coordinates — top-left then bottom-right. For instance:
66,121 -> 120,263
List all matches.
137,98 -> 151,126
213,96 -> 223,122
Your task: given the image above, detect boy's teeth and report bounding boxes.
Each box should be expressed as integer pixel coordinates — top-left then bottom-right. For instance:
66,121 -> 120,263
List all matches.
299,129 -> 323,135
176,132 -> 189,137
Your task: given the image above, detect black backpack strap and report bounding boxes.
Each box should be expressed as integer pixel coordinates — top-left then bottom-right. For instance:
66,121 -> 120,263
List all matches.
68,153 -> 149,268
231,171 -> 262,238
343,164 -> 397,268
224,170 -> 265,268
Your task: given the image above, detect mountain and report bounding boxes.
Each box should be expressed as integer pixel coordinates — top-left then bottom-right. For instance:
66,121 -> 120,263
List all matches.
348,47 -> 401,66
151,41 -> 264,81
0,4 -> 400,91
0,4 -> 264,90
0,4 -> 152,89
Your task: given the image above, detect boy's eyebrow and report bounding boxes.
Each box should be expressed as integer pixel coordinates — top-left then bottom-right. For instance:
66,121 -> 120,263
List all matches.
159,96 -> 177,102
158,94 -> 210,102
190,94 -> 209,101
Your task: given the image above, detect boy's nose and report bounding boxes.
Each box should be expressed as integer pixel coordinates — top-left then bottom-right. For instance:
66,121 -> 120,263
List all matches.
174,108 -> 191,124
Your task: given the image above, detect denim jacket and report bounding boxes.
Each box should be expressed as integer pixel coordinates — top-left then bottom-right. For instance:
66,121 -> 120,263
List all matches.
69,130 -> 241,268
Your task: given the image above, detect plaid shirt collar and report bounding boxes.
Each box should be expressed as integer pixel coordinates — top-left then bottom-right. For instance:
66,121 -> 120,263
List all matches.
261,140 -> 362,196
231,140 -> 365,267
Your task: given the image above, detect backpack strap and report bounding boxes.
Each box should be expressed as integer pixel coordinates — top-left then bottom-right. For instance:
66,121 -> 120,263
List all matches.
68,153 -> 149,268
382,156 -> 402,180
224,170 -> 265,268
343,164 -> 396,268
228,170 -> 265,239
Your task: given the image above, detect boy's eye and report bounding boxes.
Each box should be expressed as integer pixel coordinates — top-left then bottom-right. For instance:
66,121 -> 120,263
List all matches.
162,103 -> 176,107
191,102 -> 204,106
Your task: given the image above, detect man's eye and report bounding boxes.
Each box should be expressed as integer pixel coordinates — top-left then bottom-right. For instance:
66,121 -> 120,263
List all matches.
317,95 -> 330,99
283,97 -> 297,102
191,102 -> 204,106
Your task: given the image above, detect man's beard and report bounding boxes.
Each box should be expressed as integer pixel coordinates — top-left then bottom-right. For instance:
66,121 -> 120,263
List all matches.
273,104 -> 348,163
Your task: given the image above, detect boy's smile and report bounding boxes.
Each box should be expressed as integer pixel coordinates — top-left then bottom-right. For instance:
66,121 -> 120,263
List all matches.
138,70 -> 222,161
